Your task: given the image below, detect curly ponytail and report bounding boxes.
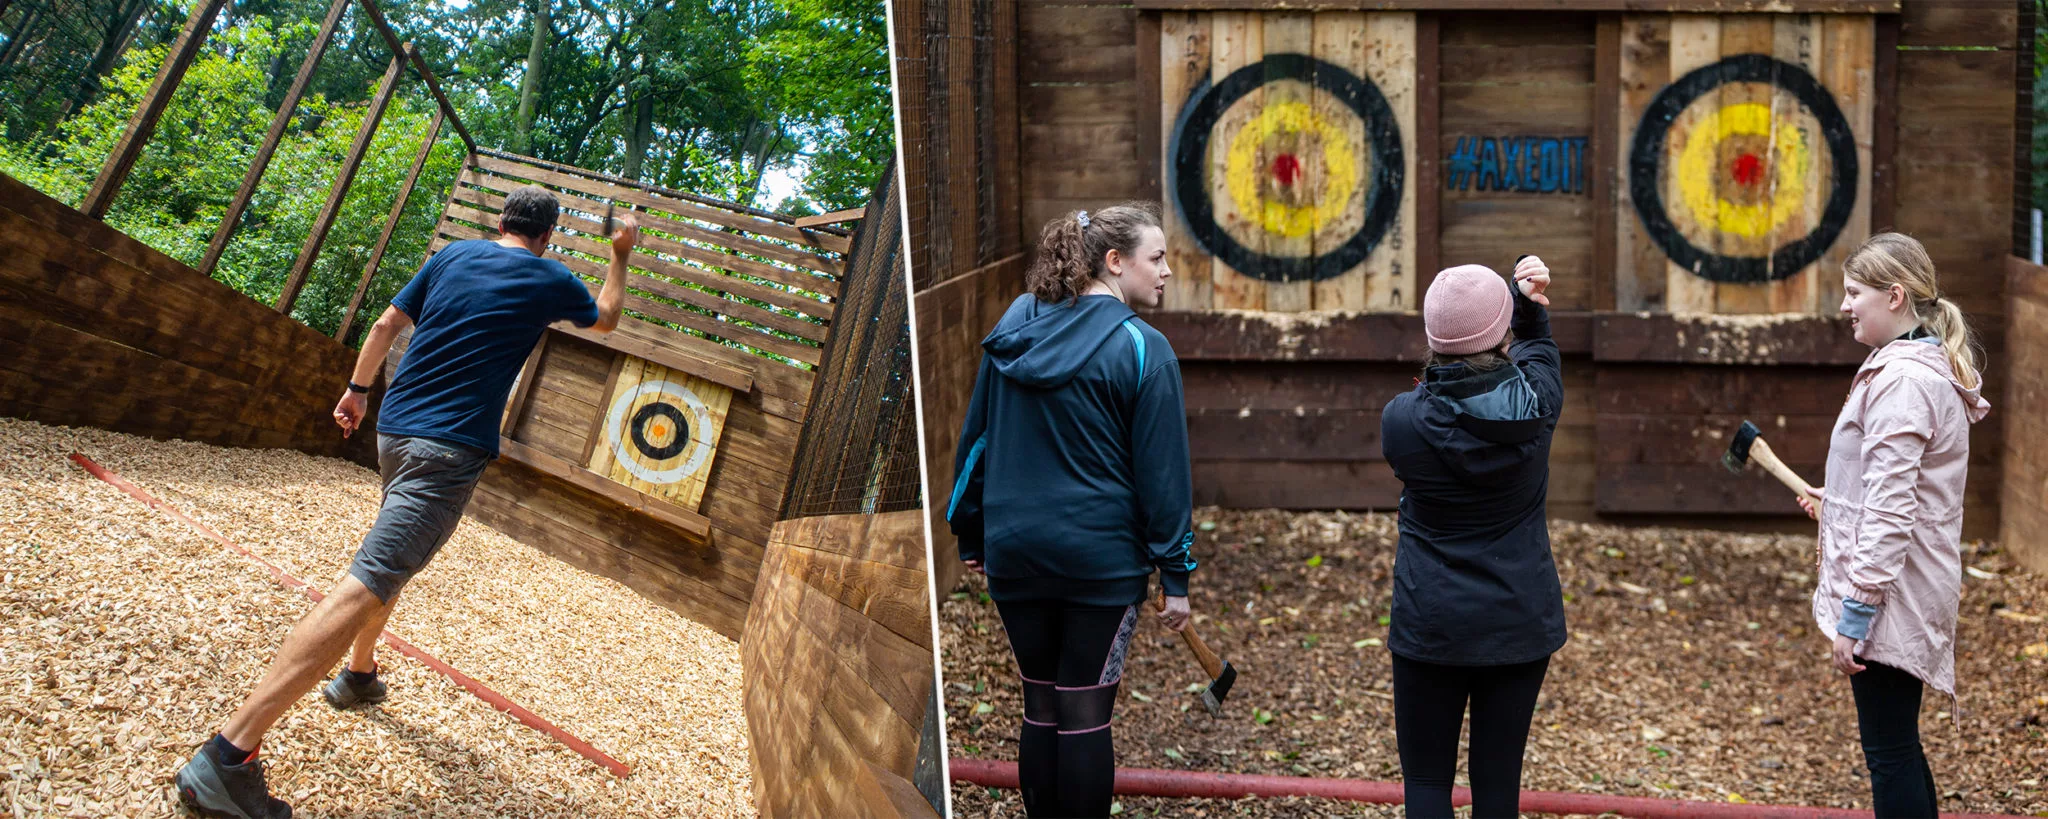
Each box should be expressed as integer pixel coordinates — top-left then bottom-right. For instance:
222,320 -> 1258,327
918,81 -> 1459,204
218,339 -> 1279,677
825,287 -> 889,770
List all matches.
1842,232 -> 1983,390
1025,202 -> 1164,304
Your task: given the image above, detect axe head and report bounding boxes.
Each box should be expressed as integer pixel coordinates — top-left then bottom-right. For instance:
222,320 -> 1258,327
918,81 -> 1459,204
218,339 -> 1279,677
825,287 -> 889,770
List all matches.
1721,420 -> 1762,474
1197,661 -> 1236,717
602,202 -> 617,236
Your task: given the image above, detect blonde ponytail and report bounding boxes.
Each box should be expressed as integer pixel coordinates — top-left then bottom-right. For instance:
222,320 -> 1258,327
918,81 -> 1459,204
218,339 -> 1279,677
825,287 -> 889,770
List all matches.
1924,296 -> 1983,390
1025,202 -> 1163,304
1842,232 -> 1984,390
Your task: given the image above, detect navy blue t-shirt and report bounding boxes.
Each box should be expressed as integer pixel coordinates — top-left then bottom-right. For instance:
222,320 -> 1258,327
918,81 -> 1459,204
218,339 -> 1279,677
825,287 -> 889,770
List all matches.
377,239 -> 600,455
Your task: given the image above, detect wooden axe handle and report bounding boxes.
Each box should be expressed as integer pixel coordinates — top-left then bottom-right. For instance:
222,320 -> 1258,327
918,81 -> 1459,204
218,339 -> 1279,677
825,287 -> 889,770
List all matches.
1749,436 -> 1819,499
1155,595 -> 1225,679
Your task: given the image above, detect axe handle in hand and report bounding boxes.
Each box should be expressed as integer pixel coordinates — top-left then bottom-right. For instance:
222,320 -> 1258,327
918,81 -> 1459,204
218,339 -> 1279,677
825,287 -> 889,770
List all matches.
1154,595 -> 1225,679
1748,436 -> 1820,500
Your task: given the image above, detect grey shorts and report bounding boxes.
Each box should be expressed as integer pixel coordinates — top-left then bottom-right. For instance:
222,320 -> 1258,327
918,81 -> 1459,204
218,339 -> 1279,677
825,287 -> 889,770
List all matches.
347,434 -> 490,603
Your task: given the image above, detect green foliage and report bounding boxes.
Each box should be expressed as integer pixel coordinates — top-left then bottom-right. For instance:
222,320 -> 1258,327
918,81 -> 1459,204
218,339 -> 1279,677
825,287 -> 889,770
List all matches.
0,0 -> 890,344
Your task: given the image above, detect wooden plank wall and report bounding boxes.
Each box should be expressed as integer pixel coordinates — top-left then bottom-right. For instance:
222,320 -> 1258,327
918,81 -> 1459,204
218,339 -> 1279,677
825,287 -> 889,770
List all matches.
893,0 -> 1023,290
2003,256 -> 2047,571
985,1 -> 2018,542
739,511 -> 935,817
0,172 -> 372,465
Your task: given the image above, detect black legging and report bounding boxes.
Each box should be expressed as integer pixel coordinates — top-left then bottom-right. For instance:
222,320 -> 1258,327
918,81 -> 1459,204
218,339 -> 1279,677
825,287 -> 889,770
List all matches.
1851,657 -> 1938,818
994,600 -> 1140,819
1391,653 -> 1550,818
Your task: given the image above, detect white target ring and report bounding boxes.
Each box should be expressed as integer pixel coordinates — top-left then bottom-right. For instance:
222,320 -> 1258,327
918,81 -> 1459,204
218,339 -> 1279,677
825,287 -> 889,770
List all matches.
602,379 -> 716,485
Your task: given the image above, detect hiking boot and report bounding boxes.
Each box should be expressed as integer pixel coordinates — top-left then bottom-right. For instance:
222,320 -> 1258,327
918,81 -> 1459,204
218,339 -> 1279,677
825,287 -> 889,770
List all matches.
321,668 -> 387,709
174,746 -> 290,819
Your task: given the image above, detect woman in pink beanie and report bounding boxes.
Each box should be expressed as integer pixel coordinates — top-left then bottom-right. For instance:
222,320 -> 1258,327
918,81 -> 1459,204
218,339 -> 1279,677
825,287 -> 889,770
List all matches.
1380,255 -> 1565,818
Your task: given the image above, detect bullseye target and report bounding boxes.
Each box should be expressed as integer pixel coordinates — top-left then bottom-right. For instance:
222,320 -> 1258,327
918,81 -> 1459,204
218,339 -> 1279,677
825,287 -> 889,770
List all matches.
1629,54 -> 1858,284
588,356 -> 732,510
1170,53 -> 1405,283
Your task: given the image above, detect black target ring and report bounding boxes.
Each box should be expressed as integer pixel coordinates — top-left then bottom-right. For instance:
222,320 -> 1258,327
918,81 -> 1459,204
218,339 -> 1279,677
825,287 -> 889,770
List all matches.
1629,53 -> 1858,284
1169,53 -> 1405,283
629,402 -> 692,461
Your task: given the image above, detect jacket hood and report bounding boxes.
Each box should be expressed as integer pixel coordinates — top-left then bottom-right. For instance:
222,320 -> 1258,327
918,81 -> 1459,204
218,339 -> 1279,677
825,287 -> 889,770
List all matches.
1861,337 -> 1991,424
1415,362 -> 1548,485
982,294 -> 1137,388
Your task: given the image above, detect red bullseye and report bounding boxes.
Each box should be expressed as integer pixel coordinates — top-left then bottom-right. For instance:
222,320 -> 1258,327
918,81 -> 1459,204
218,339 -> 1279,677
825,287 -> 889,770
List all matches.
1730,153 -> 1763,187
1271,153 -> 1301,187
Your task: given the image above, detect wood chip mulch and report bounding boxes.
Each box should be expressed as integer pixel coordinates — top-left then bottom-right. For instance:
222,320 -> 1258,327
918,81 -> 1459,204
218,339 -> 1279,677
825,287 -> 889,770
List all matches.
0,417 -> 754,818
943,508 -> 2048,818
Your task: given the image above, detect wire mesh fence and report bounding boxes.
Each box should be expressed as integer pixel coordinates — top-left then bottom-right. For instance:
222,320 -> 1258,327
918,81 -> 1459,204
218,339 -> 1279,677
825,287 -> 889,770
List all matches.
782,159 -> 922,517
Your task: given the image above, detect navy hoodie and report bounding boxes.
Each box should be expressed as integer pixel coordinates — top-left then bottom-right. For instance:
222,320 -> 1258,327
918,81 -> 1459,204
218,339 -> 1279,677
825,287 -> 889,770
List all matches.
947,293 -> 1198,605
1381,288 -> 1569,666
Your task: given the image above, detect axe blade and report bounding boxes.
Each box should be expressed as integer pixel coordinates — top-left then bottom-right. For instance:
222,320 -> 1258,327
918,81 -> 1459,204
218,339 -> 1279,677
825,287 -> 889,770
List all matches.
1720,420 -> 1762,474
1198,661 -> 1236,717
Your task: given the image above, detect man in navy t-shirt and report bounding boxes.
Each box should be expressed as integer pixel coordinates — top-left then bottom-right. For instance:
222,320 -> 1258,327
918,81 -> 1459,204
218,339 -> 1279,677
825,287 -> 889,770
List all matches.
176,186 -> 634,818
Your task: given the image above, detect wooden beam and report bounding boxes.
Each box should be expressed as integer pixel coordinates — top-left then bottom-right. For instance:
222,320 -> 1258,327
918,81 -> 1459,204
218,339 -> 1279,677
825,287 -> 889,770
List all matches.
497,437 -> 711,543
550,323 -> 755,393
792,207 -> 867,228
580,351 -> 627,466
500,335 -> 547,437
1135,11 -> 1163,203
1870,13 -> 1899,232
200,0 -> 347,275
276,45 -> 408,315
356,0 -> 477,154
1591,12 -> 1620,310
337,110 -> 442,342
1130,0 -> 1898,9
1414,12 -> 1441,291
79,0 -> 231,220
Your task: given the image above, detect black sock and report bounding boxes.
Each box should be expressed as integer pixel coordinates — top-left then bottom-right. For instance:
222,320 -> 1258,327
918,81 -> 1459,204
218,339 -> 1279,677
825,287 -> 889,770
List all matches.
206,733 -> 253,765
344,665 -> 378,685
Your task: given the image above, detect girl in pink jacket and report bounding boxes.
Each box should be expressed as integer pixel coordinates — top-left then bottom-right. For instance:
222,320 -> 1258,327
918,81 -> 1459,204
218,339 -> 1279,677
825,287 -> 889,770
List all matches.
1797,232 -> 1990,818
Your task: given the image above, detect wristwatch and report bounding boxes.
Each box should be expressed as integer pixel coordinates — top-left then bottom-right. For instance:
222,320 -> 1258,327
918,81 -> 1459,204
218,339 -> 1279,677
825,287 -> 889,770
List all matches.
346,381 -> 371,394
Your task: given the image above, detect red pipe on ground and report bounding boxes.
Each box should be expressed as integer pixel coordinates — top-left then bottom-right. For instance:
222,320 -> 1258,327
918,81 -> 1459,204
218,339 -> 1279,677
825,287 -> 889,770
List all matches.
950,758 -> 2023,819
68,452 -> 632,779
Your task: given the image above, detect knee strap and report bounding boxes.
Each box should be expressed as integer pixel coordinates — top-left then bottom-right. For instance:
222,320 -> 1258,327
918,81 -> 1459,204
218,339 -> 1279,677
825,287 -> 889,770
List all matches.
1054,681 -> 1120,734
1021,676 -> 1057,727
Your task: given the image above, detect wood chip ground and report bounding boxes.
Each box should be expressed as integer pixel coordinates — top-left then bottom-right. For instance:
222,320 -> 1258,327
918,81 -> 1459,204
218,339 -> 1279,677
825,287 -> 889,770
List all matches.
944,508 -> 2048,818
0,417 -> 753,818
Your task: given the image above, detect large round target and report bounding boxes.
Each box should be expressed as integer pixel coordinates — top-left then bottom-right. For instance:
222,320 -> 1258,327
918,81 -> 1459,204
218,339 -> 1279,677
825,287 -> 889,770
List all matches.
602,379 -> 715,485
1629,54 -> 1858,283
1170,53 -> 1405,283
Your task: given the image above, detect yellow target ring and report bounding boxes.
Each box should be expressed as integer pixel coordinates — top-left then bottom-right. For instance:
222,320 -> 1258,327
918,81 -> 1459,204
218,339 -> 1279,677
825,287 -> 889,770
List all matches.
1674,101 -> 1811,240
1223,100 -> 1360,240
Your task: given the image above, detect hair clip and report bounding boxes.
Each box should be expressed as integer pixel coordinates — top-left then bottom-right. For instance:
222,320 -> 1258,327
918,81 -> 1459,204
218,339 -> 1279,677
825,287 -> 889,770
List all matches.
1077,210 -> 1090,229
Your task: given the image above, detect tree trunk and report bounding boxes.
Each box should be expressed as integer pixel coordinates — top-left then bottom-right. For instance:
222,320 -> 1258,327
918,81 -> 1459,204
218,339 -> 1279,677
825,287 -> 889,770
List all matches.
622,90 -> 652,180
739,122 -> 784,207
0,7 -> 42,71
65,0 -> 148,120
514,0 -> 546,154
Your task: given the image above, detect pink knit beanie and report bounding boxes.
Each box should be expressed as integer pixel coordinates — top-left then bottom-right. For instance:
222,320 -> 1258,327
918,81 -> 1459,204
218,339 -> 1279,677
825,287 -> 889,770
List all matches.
1424,264 -> 1513,355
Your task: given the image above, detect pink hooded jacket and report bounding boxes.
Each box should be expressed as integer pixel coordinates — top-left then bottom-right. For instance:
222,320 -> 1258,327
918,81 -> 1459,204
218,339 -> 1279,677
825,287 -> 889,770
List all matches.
1811,336 -> 1990,698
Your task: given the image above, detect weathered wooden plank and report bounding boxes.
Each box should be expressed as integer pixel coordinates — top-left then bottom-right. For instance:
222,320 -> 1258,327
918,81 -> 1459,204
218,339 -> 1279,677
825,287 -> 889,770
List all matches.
80,0 -> 231,219
1134,0 -> 1897,9
1161,11 -> 1214,310
548,323 -> 755,393
277,49 -> 409,314
1594,363 -> 1857,415
1662,15 -> 1718,314
1594,412 -> 1836,465
1414,12 -> 1441,292
500,336 -> 548,437
202,0 -> 350,275
1615,14 -> 1671,311
1189,407 -> 1383,461
1592,13 -> 1620,310
499,436 -> 712,542
1261,11 -> 1315,313
1591,312 -> 1868,364
1812,14 -> 1874,314
1596,463 -> 1825,515
1192,460 -> 1403,508
1208,11 -> 1265,310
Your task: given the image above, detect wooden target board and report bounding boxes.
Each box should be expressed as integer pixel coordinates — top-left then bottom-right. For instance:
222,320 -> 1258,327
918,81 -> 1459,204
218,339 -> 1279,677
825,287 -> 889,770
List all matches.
1160,11 -> 1417,312
587,355 -> 733,512
1616,15 -> 1873,315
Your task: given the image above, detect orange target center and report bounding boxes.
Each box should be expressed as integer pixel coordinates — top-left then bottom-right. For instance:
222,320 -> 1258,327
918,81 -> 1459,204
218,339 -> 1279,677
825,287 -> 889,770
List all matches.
1271,153 -> 1302,188
650,421 -> 670,441
1730,153 -> 1763,187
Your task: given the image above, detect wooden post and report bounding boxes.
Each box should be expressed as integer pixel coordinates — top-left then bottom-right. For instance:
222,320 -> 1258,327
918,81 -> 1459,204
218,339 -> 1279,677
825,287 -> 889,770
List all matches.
79,0 -> 231,220
337,109 -> 442,341
1413,12 -> 1440,290
201,0 -> 349,275
1591,13 -> 1620,311
358,0 -> 477,153
276,44 -> 408,315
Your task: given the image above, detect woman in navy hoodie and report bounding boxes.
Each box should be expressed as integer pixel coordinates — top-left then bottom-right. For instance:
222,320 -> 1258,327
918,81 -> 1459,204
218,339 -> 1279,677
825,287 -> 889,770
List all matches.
1382,256 -> 1568,818
947,202 -> 1198,818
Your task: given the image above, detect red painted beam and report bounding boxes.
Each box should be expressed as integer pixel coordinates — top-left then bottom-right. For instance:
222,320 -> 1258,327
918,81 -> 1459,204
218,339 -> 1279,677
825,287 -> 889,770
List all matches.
67,452 -> 631,779
949,758 -> 2023,819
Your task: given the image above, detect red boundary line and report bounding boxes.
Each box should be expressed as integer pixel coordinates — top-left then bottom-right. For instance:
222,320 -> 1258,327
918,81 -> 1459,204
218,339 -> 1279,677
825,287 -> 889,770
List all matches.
67,452 -> 632,779
950,758 -> 2024,818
